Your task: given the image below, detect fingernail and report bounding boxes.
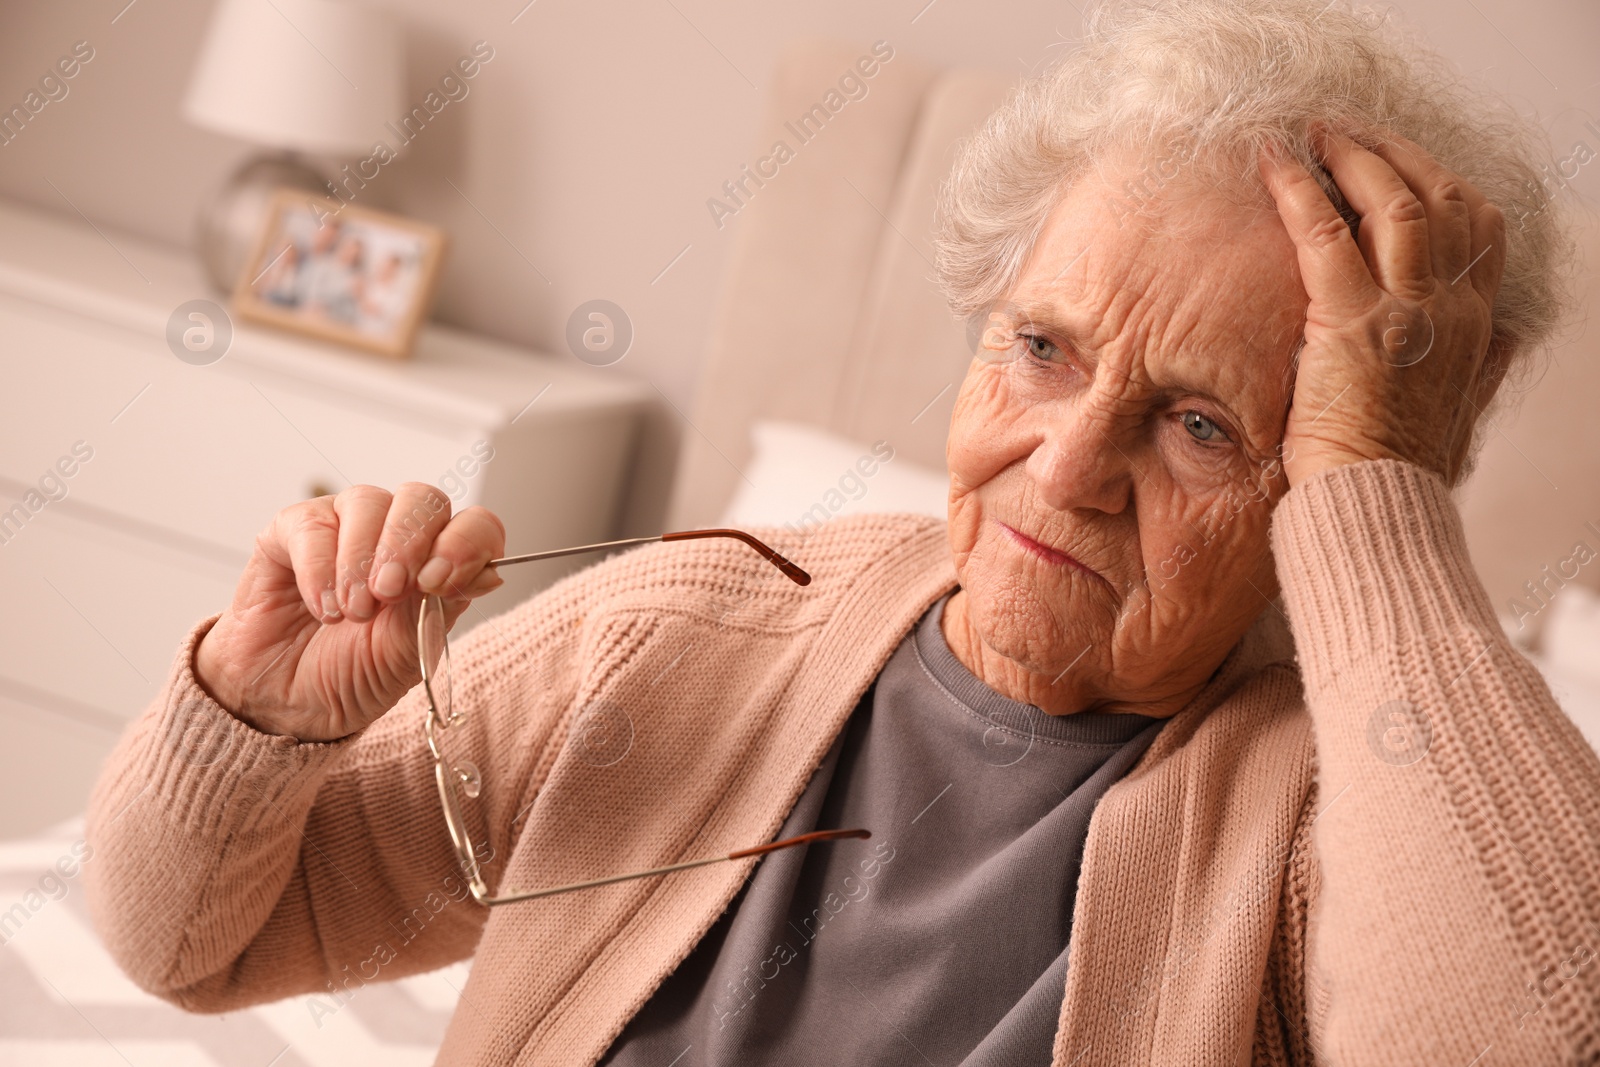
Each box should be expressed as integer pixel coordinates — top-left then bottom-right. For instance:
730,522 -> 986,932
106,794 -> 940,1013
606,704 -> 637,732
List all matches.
348,581 -> 375,620
320,589 -> 342,620
418,556 -> 452,593
374,560 -> 407,599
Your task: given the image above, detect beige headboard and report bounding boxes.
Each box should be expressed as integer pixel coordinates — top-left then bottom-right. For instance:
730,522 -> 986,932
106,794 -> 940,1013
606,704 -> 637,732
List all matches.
670,38 -> 1600,640
1457,208 -> 1600,630
666,40 -> 1012,527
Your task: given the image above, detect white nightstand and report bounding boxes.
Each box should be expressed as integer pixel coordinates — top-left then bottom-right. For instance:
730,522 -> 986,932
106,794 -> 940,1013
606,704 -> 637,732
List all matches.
0,197 -> 649,837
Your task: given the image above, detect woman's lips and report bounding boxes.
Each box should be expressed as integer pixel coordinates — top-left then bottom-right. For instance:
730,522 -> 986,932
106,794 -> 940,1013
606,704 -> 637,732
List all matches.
998,521 -> 1102,582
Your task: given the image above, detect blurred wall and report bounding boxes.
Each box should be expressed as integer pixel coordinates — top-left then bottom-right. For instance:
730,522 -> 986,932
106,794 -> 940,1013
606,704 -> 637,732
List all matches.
0,0 -> 1596,534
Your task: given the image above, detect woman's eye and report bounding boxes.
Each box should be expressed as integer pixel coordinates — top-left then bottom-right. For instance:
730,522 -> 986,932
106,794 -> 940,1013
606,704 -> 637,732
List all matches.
1180,410 -> 1226,443
1020,332 -> 1059,363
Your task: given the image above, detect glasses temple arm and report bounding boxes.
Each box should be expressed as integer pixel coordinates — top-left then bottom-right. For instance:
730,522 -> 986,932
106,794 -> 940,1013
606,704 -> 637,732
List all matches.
478,828 -> 868,906
488,529 -> 810,586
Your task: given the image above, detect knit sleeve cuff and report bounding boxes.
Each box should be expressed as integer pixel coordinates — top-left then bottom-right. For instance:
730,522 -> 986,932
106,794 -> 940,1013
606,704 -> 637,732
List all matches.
93,614 -> 362,842
1268,458 -> 1498,690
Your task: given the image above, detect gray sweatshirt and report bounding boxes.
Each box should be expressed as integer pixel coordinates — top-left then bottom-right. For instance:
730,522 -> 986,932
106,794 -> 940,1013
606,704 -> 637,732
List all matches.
601,592 -> 1163,1065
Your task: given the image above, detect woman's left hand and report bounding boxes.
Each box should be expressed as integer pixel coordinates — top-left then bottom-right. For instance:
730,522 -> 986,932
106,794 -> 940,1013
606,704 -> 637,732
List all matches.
1260,129 -> 1508,487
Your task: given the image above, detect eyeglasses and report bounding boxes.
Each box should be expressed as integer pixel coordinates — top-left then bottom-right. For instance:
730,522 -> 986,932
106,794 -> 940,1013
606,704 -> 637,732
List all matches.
417,528 -> 869,906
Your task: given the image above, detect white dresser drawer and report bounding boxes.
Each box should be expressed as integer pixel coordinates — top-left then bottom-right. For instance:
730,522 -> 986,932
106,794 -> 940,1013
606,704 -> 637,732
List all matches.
0,197 -> 650,837
1,294 -> 476,555
0,502 -> 240,724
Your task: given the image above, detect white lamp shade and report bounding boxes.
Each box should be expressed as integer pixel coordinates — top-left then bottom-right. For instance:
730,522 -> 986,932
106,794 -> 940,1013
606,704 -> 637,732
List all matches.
184,0 -> 404,157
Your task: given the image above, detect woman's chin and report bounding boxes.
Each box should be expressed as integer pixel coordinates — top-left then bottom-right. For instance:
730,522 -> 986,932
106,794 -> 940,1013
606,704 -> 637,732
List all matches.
962,568 -> 1105,673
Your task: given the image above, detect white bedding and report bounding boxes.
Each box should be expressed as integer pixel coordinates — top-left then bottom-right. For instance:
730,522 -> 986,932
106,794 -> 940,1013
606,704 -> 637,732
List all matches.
1523,651 -> 1600,752
0,827 -> 467,1067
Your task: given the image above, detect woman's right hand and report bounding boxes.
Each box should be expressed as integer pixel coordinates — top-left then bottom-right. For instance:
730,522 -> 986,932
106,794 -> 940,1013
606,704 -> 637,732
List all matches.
193,483 -> 507,741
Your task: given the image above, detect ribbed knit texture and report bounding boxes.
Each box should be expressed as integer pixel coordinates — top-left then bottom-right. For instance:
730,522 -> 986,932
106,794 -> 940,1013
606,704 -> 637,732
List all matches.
1266,459 -> 1600,1066
83,465 -> 1600,1066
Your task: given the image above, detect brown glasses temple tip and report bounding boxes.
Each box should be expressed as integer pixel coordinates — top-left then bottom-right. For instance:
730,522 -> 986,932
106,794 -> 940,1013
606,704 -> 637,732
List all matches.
726,827 -> 870,860
661,529 -> 811,586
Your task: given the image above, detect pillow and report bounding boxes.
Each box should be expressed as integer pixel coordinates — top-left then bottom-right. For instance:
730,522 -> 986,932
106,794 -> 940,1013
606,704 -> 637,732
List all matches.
719,421 -> 948,532
1513,584 -> 1600,755
1543,583 -> 1600,687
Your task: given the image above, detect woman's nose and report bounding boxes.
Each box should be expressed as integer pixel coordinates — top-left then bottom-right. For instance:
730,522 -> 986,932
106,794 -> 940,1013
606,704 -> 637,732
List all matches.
1023,406 -> 1135,515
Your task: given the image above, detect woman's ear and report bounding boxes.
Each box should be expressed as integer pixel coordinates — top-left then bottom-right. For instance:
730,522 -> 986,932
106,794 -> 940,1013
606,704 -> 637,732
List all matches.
1445,335 -> 1513,484
1473,335 -> 1513,413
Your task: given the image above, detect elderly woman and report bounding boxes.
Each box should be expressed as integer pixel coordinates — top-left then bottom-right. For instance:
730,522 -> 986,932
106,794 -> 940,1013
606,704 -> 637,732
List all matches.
86,0 -> 1598,1064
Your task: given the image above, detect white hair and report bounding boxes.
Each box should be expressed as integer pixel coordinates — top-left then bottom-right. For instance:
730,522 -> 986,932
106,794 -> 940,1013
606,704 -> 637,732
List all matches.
933,0 -> 1577,460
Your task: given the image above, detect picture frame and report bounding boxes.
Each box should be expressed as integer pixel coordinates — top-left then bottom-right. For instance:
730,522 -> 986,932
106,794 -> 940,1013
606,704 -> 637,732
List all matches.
232,190 -> 448,359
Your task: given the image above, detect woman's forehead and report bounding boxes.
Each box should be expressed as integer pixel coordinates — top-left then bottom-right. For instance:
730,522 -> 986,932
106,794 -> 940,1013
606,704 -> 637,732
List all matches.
1025,167 -> 1294,287
1009,175 -> 1305,438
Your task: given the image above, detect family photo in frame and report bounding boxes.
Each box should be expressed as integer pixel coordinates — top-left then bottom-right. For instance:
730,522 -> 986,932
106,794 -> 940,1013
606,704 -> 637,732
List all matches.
233,191 -> 447,358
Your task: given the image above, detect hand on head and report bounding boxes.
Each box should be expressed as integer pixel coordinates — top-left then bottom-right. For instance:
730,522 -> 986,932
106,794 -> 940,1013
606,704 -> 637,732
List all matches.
1259,128 -> 1507,487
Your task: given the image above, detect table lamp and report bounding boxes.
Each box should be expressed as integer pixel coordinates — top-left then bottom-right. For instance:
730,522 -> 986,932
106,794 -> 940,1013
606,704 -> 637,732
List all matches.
184,0 -> 404,292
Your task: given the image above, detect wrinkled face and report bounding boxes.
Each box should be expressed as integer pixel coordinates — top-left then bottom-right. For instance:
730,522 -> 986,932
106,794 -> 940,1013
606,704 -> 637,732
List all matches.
946,164 -> 1308,715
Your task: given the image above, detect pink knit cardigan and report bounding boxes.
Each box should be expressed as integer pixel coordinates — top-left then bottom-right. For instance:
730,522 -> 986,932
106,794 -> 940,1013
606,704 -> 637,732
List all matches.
84,460 -> 1600,1065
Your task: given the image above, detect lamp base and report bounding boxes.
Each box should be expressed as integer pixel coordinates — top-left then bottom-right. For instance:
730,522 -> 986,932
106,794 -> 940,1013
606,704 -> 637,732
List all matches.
196,152 -> 328,294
